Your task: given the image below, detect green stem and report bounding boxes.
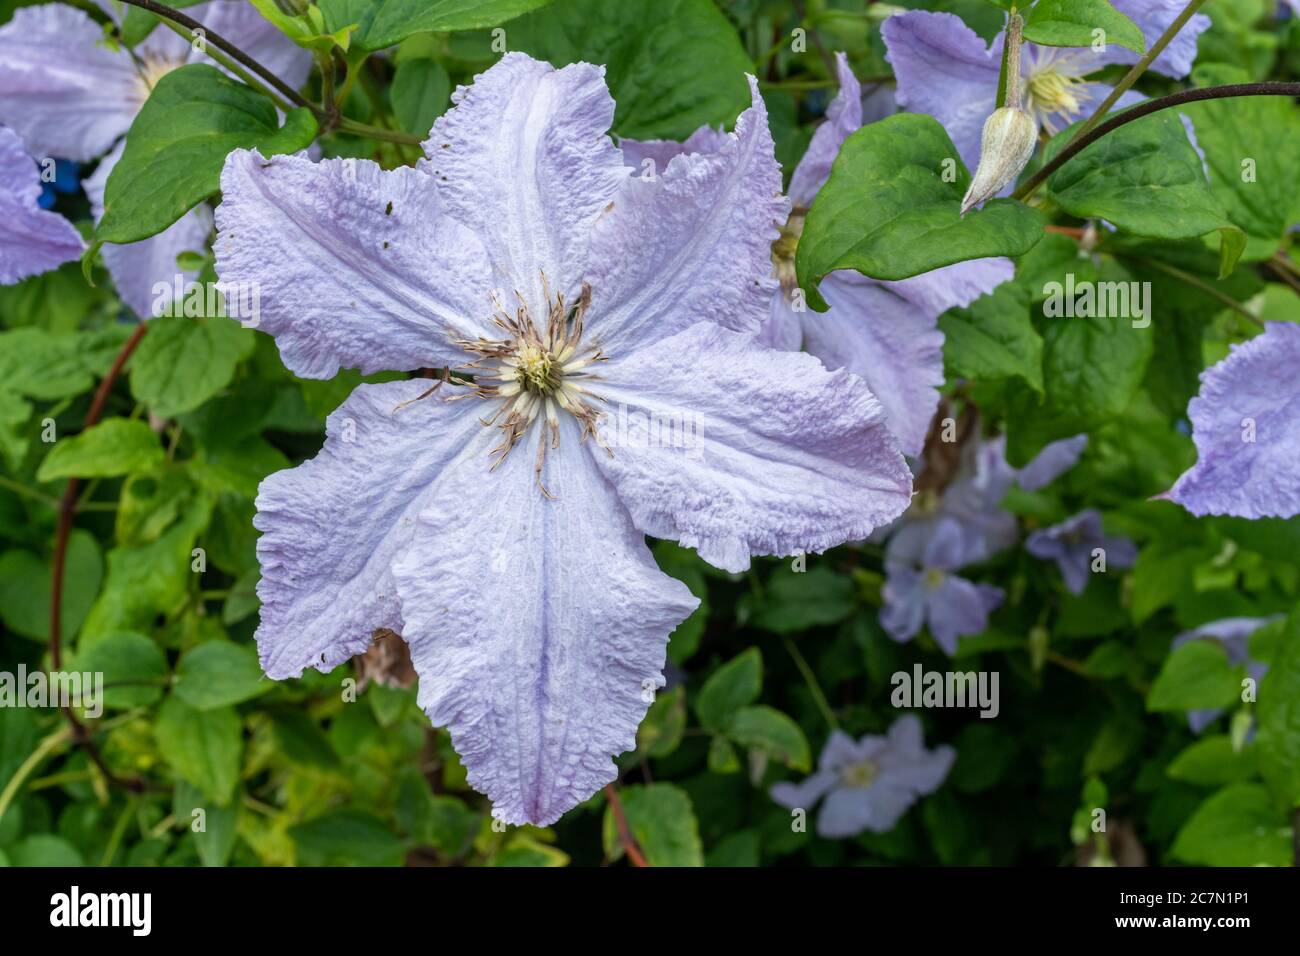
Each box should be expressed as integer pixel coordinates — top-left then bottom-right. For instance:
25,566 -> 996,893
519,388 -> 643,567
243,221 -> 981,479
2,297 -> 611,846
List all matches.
157,18 -> 294,114
335,117 -> 425,147
0,725 -> 73,827
1025,0 -> 1207,188
783,637 -> 839,730
1128,256 -> 1263,327
99,795 -> 138,867
0,475 -> 59,508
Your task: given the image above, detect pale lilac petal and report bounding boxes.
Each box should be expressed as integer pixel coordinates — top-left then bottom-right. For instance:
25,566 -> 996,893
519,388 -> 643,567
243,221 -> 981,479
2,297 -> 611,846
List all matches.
1104,0 -> 1211,78
770,771 -> 838,811
391,418 -> 698,826
584,79 -> 788,354
818,729 -> 870,771
215,149 -> 495,378
877,717 -> 955,795
617,124 -> 731,174
756,293 -> 804,352
1025,509 -> 1136,595
84,141 -> 210,318
926,575 -> 1003,654
880,562 -> 927,643
1165,322 -> 1300,519
0,5 -> 144,161
0,128 -> 84,283
1016,434 -> 1088,491
192,0 -> 313,89
253,379 -> 485,679
860,83 -> 898,125
787,52 -> 862,208
817,786 -> 891,837
920,517 -> 973,570
882,10 -> 1002,172
421,53 -> 627,315
592,323 -> 912,573
802,257 -> 1011,457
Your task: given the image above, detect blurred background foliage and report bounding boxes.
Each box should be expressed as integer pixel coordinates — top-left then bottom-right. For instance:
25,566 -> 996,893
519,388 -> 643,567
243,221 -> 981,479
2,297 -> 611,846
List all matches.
2,0 -> 1300,867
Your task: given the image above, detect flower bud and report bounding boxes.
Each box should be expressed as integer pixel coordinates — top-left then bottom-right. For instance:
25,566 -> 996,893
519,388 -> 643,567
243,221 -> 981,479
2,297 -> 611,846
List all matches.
960,106 -> 1037,216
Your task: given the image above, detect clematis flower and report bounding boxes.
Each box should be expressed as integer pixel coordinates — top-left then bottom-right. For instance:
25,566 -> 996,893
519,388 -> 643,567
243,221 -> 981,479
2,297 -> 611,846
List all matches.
881,517 -> 1004,654
0,1 -> 309,317
889,434 -> 1020,568
0,126 -> 84,283
622,54 -> 1012,458
770,716 -> 954,838
1172,617 -> 1278,734
765,54 -> 1013,457
213,53 -> 913,825
1163,322 -> 1300,519
1015,434 -> 1088,492
882,3 -> 1211,174
1025,509 -> 1137,595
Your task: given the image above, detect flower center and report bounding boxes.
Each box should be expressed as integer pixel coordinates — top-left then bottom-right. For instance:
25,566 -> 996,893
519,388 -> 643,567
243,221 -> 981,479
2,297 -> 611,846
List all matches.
840,760 -> 878,788
135,55 -> 185,103
1025,64 -> 1089,133
924,567 -> 947,590
771,209 -> 806,292
453,279 -> 608,497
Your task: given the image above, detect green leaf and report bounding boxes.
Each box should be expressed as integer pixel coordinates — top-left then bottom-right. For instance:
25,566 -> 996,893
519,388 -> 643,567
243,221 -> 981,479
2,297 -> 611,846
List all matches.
1004,304 -> 1153,465
707,734 -> 740,774
695,648 -> 762,730
153,696 -> 243,804
1170,783 -> 1291,866
174,640 -> 270,710
290,809 -> 405,866
130,315 -> 256,418
0,388 -> 31,472
80,494 -> 213,642
332,0 -> 553,49
1147,640 -> 1244,713
174,781 -> 239,867
97,64 -> 317,243
750,566 -> 856,634
390,57 -> 450,137
0,328 -> 95,400
509,0 -> 753,140
1256,608 -> 1300,806
939,282 -> 1043,393
724,705 -> 811,772
9,834 -> 85,867
0,530 -> 101,643
1179,64 -> 1300,262
1167,735 -> 1258,787
37,419 -> 163,482
637,685 -> 686,759
797,114 -> 1045,304
393,768 -> 479,857
1044,111 -> 1244,278
1023,0 -> 1145,55
70,632 -> 167,710
248,0 -> 358,54
488,836 -> 570,866
601,783 -> 703,867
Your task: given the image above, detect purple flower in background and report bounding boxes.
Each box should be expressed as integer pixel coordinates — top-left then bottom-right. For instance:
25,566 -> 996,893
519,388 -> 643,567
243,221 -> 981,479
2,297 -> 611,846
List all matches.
1025,509 -> 1137,595
0,2 -> 309,316
1173,617 -> 1278,733
770,716 -> 954,837
214,53 -> 913,825
882,3 -> 1210,173
1015,434 -> 1088,491
623,53 -> 1012,457
0,127 -> 84,284
882,518 -> 1005,654
890,434 -> 1020,569
1163,322 -> 1300,519
37,157 -> 79,209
